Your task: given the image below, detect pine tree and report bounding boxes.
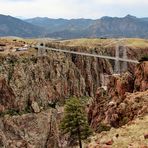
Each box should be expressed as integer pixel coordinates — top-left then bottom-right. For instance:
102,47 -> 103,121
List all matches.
60,97 -> 92,148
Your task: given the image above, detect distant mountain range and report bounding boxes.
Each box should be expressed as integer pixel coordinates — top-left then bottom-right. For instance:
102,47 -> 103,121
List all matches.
0,14 -> 148,39
0,14 -> 46,38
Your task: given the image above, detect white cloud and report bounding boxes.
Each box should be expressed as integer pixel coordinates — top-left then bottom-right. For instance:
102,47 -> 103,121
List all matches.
0,0 -> 147,18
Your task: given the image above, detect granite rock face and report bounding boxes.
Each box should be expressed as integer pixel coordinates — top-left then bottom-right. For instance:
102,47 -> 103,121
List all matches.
0,52 -> 112,112
0,77 -> 16,112
0,109 -> 64,148
88,62 -> 148,130
0,44 -> 147,147
0,51 -> 112,147
134,62 -> 148,91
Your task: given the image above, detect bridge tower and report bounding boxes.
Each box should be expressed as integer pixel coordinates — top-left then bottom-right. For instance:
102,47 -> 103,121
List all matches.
114,44 -> 120,74
37,42 -> 47,56
114,42 -> 128,74
121,46 -> 128,72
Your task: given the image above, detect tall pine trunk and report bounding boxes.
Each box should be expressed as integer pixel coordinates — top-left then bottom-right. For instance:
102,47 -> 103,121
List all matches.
77,125 -> 82,148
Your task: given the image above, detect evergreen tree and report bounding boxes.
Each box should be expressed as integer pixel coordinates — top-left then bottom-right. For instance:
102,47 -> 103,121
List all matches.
60,97 -> 92,148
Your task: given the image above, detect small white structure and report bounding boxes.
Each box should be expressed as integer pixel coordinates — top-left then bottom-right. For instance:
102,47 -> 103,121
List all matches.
0,47 -> 4,51
16,44 -> 28,51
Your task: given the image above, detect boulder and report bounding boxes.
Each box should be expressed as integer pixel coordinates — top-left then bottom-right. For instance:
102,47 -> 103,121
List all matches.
31,101 -> 40,113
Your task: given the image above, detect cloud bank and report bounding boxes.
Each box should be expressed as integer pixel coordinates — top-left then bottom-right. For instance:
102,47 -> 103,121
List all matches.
0,0 -> 147,18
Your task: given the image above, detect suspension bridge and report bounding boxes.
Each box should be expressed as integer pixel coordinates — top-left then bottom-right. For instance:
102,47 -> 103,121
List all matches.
36,41 -> 139,71
35,39 -> 139,88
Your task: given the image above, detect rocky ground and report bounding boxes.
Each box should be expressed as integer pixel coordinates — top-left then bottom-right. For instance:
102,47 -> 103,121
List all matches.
86,61 -> 148,148
85,114 -> 148,148
88,62 -> 148,129
0,38 -> 148,147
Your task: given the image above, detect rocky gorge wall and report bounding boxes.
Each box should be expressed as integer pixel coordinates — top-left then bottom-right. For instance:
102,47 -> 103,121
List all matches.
0,51 -> 112,113
0,50 -> 112,147
46,41 -> 148,73
88,61 -> 148,130
0,43 -> 147,147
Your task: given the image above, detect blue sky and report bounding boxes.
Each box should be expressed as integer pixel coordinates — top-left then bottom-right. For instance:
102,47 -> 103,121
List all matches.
0,0 -> 148,19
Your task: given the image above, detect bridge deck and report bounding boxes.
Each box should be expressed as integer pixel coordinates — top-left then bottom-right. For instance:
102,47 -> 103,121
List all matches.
37,46 -> 139,63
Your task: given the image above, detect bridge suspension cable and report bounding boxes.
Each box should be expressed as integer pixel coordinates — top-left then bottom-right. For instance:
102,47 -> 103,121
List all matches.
37,45 -> 139,64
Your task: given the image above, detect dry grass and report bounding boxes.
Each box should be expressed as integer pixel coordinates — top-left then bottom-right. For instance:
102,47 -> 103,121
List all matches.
125,38 -> 148,48
60,38 -> 148,49
1,38 -> 148,58
86,115 -> 148,148
0,38 -> 38,59
61,38 -> 117,48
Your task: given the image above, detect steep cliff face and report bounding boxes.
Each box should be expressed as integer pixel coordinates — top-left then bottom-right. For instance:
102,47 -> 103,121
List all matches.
134,62 -> 148,91
88,62 -> 148,130
0,51 -> 112,147
0,108 -> 65,148
46,40 -> 148,73
0,110 -> 51,147
107,72 -> 134,99
0,51 -> 112,112
0,43 -> 114,147
0,38 -> 147,147
0,77 -> 16,112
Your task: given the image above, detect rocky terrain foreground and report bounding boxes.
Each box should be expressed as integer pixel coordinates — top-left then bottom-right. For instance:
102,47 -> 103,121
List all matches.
85,114 -> 148,148
0,38 -> 148,147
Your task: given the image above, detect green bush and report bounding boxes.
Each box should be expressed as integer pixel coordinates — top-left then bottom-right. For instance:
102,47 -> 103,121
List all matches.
0,109 -> 19,117
30,56 -> 38,63
0,106 -> 32,117
96,123 -> 111,133
139,55 -> 148,62
48,100 -> 58,109
121,117 -> 129,125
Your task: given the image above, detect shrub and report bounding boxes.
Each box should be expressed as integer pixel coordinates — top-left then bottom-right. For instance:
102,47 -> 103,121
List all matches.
0,109 -> 19,117
96,123 -> 111,133
139,55 -> 148,62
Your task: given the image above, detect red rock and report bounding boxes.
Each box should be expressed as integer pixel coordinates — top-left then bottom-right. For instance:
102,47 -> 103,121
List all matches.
101,145 -> 112,148
0,77 -> 16,111
0,104 -> 5,112
134,62 -> 148,92
140,146 -> 148,148
94,145 -> 101,148
105,139 -> 114,145
144,134 -> 148,139
88,62 -> 148,130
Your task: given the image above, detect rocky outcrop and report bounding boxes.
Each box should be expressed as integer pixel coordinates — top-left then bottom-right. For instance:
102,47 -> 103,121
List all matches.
88,62 -> 148,130
0,52 -> 112,112
88,89 -> 148,130
85,114 -> 148,148
0,110 -> 52,147
0,77 -> 16,112
134,62 -> 148,91
0,40 -> 147,147
0,108 -> 66,148
0,47 -> 113,147
46,40 -> 148,73
107,72 -> 134,99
